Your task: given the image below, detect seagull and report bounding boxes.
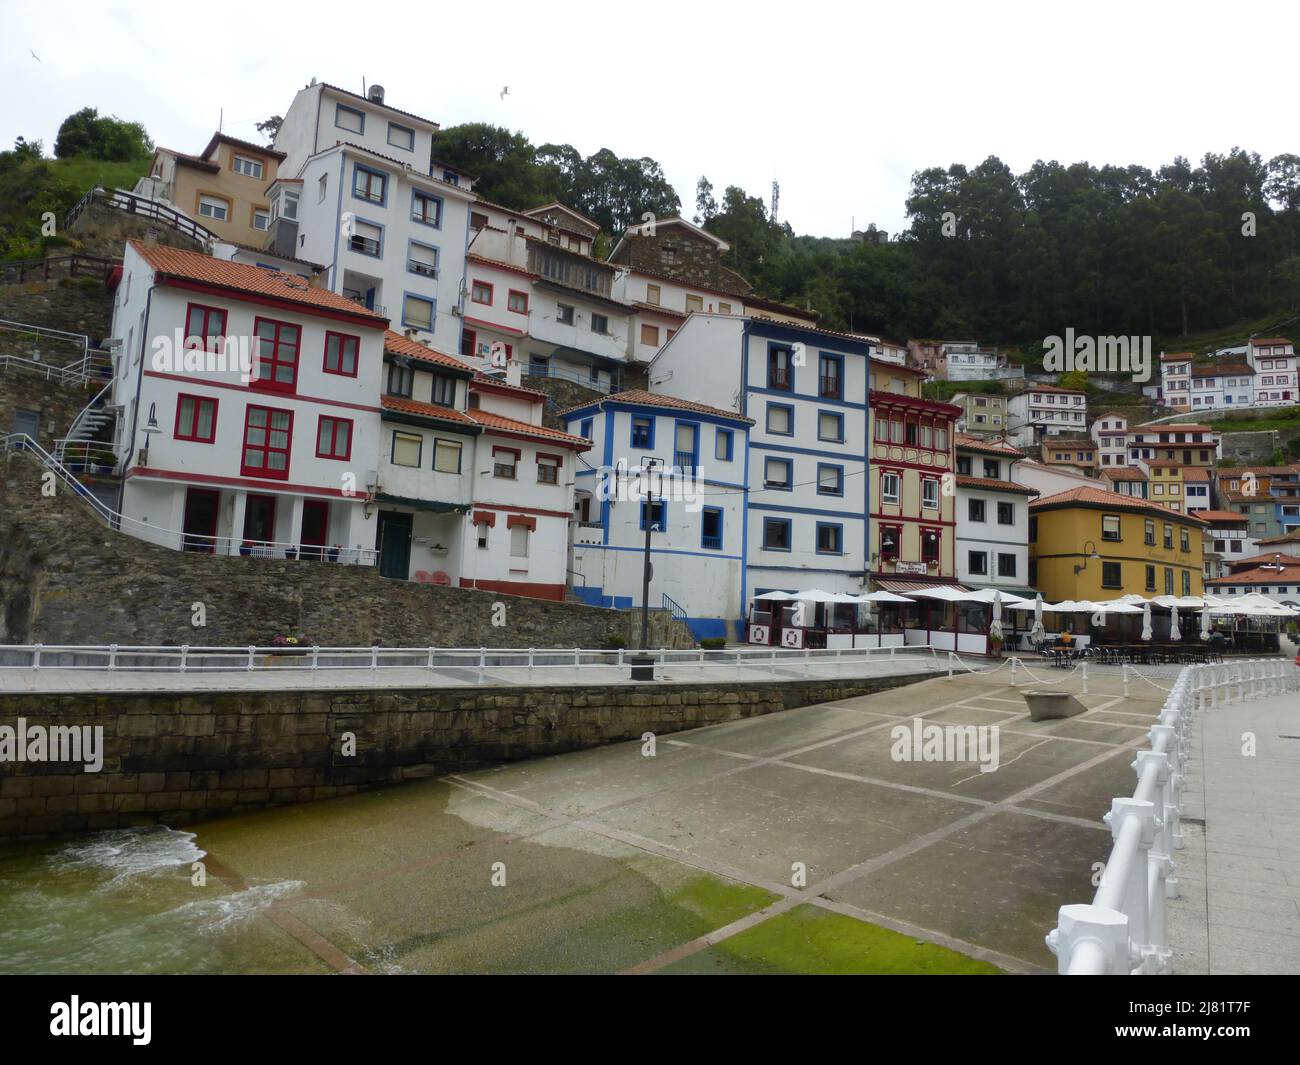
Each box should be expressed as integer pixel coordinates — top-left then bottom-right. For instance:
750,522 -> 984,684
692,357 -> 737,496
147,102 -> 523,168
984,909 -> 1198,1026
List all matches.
30,49 -> 40,61
499,86 -> 509,100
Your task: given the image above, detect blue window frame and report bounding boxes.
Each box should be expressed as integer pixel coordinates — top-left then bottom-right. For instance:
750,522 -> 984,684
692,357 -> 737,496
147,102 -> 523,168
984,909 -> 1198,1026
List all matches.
701,506 -> 724,550
579,417 -> 594,439
766,402 -> 794,436
815,522 -> 843,555
442,170 -> 460,186
412,189 -> 443,228
352,163 -> 387,207
816,463 -> 844,496
764,456 -> 793,490
715,428 -> 734,461
767,343 -> 794,390
630,415 -> 655,450
334,103 -> 365,135
762,517 -> 792,551
818,352 -> 844,400
407,239 -> 439,279
817,410 -> 844,443
387,122 -> 415,152
401,293 -> 436,332
674,420 -> 699,472
639,499 -> 667,532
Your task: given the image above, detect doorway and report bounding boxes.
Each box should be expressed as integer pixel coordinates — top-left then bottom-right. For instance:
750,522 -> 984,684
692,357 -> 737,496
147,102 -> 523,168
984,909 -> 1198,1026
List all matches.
377,510 -> 413,579
301,500 -> 329,560
182,488 -> 220,553
243,494 -> 278,546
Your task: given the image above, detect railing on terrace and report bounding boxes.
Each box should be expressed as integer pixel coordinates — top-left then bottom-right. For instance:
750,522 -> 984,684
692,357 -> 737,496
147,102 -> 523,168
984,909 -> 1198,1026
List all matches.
0,643 -> 948,684
0,254 -> 117,287
661,592 -> 687,621
64,186 -> 218,246
1045,657 -> 1299,975
0,434 -> 377,565
0,318 -> 112,384
524,363 -> 614,394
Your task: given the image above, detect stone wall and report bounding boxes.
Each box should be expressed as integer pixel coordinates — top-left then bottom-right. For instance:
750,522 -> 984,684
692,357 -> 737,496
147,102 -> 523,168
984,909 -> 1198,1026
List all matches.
0,363 -> 100,452
0,276 -> 115,346
0,450 -> 695,649
1219,429 -> 1282,465
0,670 -> 930,837
608,225 -> 751,298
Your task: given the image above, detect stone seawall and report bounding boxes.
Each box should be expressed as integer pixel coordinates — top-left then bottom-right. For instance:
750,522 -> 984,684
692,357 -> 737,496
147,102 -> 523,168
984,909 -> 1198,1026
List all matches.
0,672 -> 930,838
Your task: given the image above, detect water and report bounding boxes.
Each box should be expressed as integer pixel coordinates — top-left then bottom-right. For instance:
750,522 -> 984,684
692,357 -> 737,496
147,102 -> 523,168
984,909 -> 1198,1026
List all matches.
0,827 -> 314,974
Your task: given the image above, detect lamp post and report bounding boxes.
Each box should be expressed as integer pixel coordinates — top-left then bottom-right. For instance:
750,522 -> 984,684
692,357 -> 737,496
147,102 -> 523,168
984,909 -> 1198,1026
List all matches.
1073,540 -> 1101,576
630,459 -> 663,680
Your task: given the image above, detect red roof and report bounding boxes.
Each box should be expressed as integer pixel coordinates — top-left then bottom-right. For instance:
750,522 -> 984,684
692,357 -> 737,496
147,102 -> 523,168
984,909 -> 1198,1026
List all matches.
1030,485 -> 1208,524
383,330 -> 466,370
954,475 -> 1038,496
954,433 -> 1023,457
1197,509 -> 1249,523
131,241 -> 386,325
559,388 -> 753,424
1207,562 -> 1300,585
380,395 -> 475,424
467,409 -> 592,450
472,371 -> 547,400
1027,383 -> 1085,394
1251,337 -> 1294,346
1102,467 -> 1147,480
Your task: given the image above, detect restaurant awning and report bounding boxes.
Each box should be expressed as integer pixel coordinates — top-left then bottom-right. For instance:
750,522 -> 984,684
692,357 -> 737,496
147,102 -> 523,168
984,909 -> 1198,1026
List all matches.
375,493 -> 472,514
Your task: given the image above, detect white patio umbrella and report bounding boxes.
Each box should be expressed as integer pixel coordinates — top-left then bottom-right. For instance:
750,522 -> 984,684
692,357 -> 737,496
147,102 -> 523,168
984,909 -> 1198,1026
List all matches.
753,591 -> 796,601
1141,601 -> 1153,642
1029,593 -> 1045,643
989,590 -> 1004,642
1200,604 -> 1212,640
1169,603 -> 1181,642
859,591 -> 914,603
794,589 -> 839,603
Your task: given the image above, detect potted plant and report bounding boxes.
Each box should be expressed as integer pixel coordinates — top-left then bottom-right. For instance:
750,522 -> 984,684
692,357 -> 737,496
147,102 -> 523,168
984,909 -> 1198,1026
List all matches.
270,634 -> 311,657
239,540 -> 253,556
284,546 -> 298,560
327,544 -> 342,563
988,632 -> 1004,658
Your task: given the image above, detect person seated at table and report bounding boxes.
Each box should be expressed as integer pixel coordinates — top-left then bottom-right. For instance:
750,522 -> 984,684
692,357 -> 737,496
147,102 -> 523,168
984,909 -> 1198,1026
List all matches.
1057,627 -> 1075,648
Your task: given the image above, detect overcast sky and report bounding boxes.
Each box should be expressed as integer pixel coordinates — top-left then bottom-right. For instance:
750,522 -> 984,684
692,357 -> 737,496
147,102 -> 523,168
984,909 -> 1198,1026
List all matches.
2,0 -> 1296,239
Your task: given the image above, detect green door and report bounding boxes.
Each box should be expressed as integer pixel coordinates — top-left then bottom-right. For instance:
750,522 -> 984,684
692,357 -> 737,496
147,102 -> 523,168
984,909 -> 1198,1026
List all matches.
377,511 -> 413,579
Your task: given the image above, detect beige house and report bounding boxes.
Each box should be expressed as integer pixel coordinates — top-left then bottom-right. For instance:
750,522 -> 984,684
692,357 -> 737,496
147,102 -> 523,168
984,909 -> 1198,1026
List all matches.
139,133 -> 285,248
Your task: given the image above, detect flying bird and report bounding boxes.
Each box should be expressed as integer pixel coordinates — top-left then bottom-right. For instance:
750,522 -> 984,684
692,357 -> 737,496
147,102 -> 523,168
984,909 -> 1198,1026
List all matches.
499,86 -> 509,100
30,49 -> 40,61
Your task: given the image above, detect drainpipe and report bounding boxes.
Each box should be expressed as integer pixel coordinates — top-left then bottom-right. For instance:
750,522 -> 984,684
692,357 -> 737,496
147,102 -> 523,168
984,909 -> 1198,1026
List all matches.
116,283 -> 157,517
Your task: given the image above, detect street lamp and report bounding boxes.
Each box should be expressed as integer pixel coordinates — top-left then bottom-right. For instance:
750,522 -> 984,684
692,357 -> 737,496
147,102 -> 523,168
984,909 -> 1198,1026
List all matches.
630,459 -> 663,680
1073,540 -> 1101,576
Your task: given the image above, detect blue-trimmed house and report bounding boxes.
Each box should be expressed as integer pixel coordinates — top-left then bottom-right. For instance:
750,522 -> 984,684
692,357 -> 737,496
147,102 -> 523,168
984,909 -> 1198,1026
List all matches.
561,389 -> 752,639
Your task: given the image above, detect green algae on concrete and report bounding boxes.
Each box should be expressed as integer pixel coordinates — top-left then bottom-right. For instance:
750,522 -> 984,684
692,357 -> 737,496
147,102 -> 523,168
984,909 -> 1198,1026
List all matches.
659,904 -> 1004,975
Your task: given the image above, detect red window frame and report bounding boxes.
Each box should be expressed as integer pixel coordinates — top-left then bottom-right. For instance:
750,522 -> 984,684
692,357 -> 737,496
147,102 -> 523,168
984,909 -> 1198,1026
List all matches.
323,331 -> 360,378
251,317 -> 301,394
316,414 -> 353,461
471,280 -> 493,305
507,289 -> 529,314
920,527 -> 942,565
184,302 -> 227,352
240,404 -> 293,480
174,393 -> 218,444
461,328 -> 477,358
879,524 -> 902,560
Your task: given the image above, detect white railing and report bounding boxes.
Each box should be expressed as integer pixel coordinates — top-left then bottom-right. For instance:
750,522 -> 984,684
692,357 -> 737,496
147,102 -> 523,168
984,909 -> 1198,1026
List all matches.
54,380 -> 115,465
1046,657 -> 1299,975
0,642 -> 946,683
0,434 -> 378,565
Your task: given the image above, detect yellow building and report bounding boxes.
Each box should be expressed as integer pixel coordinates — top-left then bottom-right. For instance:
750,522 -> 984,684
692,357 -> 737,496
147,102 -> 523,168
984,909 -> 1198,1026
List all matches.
1029,485 -> 1206,601
143,133 -> 284,247
1141,460 -> 1184,512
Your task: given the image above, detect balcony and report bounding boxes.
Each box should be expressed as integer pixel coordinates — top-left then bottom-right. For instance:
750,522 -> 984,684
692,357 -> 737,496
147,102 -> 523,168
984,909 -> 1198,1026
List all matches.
768,367 -> 791,390
349,234 -> 380,256
674,450 -> 696,472
702,533 -> 722,550
407,259 -> 438,279
819,375 -> 842,399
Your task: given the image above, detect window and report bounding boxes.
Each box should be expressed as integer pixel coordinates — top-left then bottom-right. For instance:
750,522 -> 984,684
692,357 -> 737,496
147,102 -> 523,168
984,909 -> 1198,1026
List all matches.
472,280 -> 493,305
969,498 -> 986,522
557,304 -> 575,325
817,464 -> 843,496
323,332 -> 359,377
537,454 -> 560,484
508,290 -> 529,314
408,241 -> 438,278
767,404 -> 793,435
1101,514 -> 1121,541
882,471 -> 901,505
880,525 -> 901,560
997,501 -> 1013,525
493,447 -> 518,479
630,416 -> 654,449
982,459 -> 1000,479
403,294 -> 435,332
349,219 -> 381,256
701,507 -> 723,550
718,302 -> 732,314
640,323 -> 660,346
997,553 -> 1016,577
241,406 -> 293,479
1180,528 -> 1191,553
279,189 -> 299,220
431,374 -> 456,407
198,194 -> 229,221
316,415 -> 352,460
335,104 -> 364,134
920,529 -> 940,565
715,429 -> 733,461
184,303 -> 227,351
353,165 -> 387,205
510,525 -> 530,559
764,457 -> 792,489
412,191 -> 442,227
816,523 -> 843,554
768,345 -> 792,389
1164,567 -> 1174,595
433,439 -> 462,474
763,518 -> 792,550
591,313 -> 608,335
1163,524 -> 1173,550
1102,561 -> 1122,589
318,173 -> 328,203
640,500 -> 666,532
819,354 -> 842,399
1181,570 -> 1192,597
387,123 -> 415,151
477,522 -> 490,549
685,294 -> 703,314
956,456 -> 971,475
174,394 -> 217,443
922,478 -> 939,509
818,411 -> 844,443
1145,564 -> 1157,592
252,318 -> 300,393
1144,518 -> 1155,545
252,209 -> 270,232
233,155 -> 264,179
390,431 -> 422,467
646,284 -> 661,305
968,550 -> 988,575
387,361 -> 414,397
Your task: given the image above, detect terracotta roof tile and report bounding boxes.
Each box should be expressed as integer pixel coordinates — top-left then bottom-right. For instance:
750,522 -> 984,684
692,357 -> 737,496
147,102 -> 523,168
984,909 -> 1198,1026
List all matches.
1102,467 -> 1148,480
558,388 -> 754,424
954,475 -> 1038,495
380,395 -> 475,424
131,241 -> 386,324
467,408 -> 592,449
383,330 -> 467,370
472,371 -> 547,399
954,433 -> 1024,457
1197,509 -> 1249,522
1206,562 -> 1300,585
1029,485 -> 1208,524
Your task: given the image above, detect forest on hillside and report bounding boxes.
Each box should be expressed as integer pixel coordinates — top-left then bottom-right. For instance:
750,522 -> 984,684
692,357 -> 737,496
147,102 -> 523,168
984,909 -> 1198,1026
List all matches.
4,108 -> 1298,350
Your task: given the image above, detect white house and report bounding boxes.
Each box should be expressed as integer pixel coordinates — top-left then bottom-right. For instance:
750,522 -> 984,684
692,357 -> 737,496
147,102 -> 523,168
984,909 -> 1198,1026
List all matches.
954,435 -> 1037,595
1247,337 -> 1297,406
110,239 -> 388,562
1157,353 -> 1193,410
267,81 -> 475,356
561,390 -> 752,638
1090,411 -> 1128,468
1006,383 -> 1087,444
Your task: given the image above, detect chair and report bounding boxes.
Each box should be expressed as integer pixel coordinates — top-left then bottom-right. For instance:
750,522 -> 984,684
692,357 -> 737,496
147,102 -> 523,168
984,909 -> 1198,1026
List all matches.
431,571 -> 451,586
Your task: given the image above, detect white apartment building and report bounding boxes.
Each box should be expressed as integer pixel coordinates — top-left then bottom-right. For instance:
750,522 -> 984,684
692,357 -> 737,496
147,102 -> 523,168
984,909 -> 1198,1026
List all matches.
1189,363 -> 1254,410
1157,353 -> 1193,409
110,240 -> 388,562
1248,337 -> 1297,406
1006,383 -> 1087,444
953,435 -> 1037,594
561,390 -> 752,638
1125,422 -> 1221,465
1090,411 -> 1128,467
266,81 -> 475,356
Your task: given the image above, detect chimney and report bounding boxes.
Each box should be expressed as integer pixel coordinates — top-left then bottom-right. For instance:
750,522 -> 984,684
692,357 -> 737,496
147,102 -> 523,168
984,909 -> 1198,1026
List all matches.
506,358 -> 521,387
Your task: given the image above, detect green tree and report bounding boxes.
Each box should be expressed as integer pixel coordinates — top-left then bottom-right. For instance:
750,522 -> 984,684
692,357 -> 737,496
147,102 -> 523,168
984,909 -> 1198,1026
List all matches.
54,107 -> 151,161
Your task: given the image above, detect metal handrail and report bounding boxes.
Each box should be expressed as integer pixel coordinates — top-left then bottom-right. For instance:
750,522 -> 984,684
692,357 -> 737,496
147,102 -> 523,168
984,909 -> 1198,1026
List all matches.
55,380 -> 114,464
1046,657 -> 1299,974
